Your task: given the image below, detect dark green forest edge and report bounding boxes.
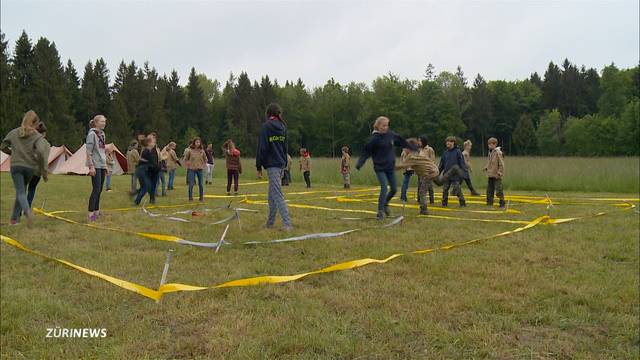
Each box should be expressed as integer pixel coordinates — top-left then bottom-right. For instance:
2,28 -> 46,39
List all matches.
1,30 -> 638,157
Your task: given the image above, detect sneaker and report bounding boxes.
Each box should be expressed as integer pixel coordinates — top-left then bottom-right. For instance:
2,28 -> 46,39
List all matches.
226,192 -> 231,196
264,223 -> 274,229
9,219 -> 18,226
384,206 -> 391,216
88,213 -> 97,222
199,197 -> 204,202
106,189 -> 112,192
283,225 -> 294,232
419,209 -> 429,215
376,212 -> 385,221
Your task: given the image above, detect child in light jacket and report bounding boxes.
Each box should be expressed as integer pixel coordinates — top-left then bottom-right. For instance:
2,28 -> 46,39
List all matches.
299,148 -> 311,188
482,137 -> 506,208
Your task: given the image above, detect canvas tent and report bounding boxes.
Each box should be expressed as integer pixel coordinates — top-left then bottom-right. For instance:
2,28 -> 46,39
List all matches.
1,146 -> 74,173
48,146 -> 73,174
56,143 -> 128,175
0,151 -> 9,172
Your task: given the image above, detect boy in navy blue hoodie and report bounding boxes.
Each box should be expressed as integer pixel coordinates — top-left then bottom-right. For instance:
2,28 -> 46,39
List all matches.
256,103 -> 292,230
438,136 -> 468,207
356,116 -> 416,220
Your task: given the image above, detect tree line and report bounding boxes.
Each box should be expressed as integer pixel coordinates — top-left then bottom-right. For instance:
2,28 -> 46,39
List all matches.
1,30 -> 638,157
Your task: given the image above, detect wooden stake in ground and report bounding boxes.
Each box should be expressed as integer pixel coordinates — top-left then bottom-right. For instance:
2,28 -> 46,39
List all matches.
156,249 -> 174,303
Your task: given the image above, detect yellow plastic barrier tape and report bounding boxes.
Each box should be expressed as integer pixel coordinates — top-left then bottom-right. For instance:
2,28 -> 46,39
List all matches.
3,204 -> 635,301
243,199 -> 378,215
383,202 -> 522,214
0,235 -> 163,301
33,208 -> 185,242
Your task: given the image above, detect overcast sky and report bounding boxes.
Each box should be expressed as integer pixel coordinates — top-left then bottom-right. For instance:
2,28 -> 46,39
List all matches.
2,0 -> 638,87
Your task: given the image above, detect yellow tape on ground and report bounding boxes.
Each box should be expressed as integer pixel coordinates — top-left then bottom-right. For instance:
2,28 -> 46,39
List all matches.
33,208 -> 185,242
243,199 -> 378,215
0,235 -> 163,301
383,201 -> 522,214
3,204 -> 635,301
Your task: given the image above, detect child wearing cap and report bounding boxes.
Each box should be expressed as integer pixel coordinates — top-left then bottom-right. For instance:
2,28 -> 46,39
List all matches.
482,137 -> 506,208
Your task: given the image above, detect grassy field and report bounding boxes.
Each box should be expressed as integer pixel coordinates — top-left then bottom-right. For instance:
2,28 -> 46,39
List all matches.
1,157 -> 639,359
301,156 -> 640,193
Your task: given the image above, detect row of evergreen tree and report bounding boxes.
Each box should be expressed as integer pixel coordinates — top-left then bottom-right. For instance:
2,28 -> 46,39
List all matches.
1,30 -> 638,157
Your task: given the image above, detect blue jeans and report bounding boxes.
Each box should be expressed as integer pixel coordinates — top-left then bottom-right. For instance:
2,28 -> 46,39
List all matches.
167,169 -> 176,189
156,170 -> 166,195
10,166 -> 34,221
266,167 -> 291,227
400,170 -> 413,202
375,170 -> 397,213
134,167 -> 156,204
187,169 -> 204,200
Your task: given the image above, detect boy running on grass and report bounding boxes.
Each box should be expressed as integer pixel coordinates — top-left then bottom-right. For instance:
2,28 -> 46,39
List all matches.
439,136 -> 468,207
341,146 -> 351,189
482,137 -> 506,208
395,138 -> 439,215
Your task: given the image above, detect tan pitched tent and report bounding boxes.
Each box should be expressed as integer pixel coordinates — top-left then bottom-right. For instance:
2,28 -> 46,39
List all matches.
2,145 -> 76,174
0,151 -> 9,172
56,143 -> 128,175
48,146 -> 73,174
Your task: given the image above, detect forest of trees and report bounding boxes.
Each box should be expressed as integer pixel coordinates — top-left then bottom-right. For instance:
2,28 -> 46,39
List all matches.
1,30 -> 638,157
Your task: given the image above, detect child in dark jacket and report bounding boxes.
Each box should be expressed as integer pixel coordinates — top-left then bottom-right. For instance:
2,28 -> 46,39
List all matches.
439,136 -> 468,207
356,116 -> 416,220
256,103 -> 292,230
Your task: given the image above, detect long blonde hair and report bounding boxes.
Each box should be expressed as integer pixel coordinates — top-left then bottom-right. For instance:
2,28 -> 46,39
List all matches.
18,110 -> 41,137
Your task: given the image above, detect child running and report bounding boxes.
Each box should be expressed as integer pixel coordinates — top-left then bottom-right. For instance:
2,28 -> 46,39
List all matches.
418,135 -> 436,204
395,138 -> 440,215
482,137 -> 506,208
340,146 -> 351,189
222,139 -> 242,195
1,111 -> 50,227
355,116 -> 415,220
299,148 -> 311,188
256,103 -> 292,230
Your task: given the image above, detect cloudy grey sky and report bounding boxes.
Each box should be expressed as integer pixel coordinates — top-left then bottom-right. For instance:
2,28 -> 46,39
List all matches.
2,0 -> 638,87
